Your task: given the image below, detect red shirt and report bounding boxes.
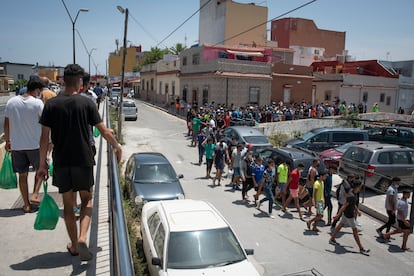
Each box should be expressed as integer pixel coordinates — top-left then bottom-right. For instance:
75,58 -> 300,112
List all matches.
289,169 -> 301,190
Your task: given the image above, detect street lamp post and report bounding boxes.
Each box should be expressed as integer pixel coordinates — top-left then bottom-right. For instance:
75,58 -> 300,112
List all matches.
88,48 -> 97,74
61,0 -> 88,64
117,5 -> 128,141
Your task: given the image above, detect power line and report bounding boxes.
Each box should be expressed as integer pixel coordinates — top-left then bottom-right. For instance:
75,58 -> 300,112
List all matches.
214,0 -> 317,46
129,13 -> 165,48
156,0 -> 213,48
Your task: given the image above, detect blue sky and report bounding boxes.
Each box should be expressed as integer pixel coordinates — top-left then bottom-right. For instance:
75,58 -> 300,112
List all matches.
1,0 -> 413,74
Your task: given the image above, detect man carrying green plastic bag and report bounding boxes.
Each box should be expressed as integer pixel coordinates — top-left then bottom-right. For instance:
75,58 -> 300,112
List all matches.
34,182 -> 60,230
0,152 -> 17,189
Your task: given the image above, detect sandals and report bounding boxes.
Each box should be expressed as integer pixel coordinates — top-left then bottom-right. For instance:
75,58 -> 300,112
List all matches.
402,247 -> 413,252
76,242 -> 93,261
67,243 -> 79,256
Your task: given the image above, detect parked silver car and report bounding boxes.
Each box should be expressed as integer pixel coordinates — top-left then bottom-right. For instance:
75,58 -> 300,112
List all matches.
221,126 -> 272,152
122,100 -> 137,121
339,143 -> 414,193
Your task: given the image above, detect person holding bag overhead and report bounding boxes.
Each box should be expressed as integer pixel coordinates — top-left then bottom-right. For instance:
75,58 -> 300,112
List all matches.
37,64 -> 122,262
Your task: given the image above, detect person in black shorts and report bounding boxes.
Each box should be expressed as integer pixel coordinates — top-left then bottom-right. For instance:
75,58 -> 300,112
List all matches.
382,189 -> 412,252
37,64 -> 122,262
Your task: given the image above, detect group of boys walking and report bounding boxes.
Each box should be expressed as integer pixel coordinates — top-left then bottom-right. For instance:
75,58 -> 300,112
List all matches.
195,139 -> 411,255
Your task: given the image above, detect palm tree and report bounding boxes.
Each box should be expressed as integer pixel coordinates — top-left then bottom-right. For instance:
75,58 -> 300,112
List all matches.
169,43 -> 187,55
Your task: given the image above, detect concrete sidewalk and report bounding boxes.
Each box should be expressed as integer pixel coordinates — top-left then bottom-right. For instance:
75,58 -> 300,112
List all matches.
0,105 -> 110,276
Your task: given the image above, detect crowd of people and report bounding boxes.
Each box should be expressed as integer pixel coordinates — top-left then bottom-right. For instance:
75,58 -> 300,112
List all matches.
4,65 -> 121,262
191,128 -> 411,255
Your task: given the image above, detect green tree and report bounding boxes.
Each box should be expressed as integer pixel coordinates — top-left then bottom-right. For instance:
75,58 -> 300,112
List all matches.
169,43 -> 187,55
142,47 -> 169,65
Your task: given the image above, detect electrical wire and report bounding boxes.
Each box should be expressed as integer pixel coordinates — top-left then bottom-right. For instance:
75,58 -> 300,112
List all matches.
156,0 -> 213,47
129,13 -> 165,48
214,0 -> 317,46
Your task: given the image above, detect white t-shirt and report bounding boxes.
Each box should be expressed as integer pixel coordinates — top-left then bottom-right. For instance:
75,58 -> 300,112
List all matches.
5,95 -> 44,150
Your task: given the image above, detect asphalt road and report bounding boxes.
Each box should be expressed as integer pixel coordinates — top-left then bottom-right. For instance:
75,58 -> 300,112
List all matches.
121,100 -> 414,276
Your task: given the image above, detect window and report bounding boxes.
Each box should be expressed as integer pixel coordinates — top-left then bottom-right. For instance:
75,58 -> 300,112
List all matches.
314,49 -> 320,55
192,54 -> 200,65
165,83 -> 169,95
310,133 -> 329,143
182,56 -> 187,66
141,79 -> 145,90
17,74 -> 24,80
386,96 -> 391,106
325,90 -> 332,101
391,151 -> 410,164
202,86 -> 209,105
148,213 -> 161,239
151,78 -> 154,90
363,92 -> 368,102
172,81 -> 175,96
159,81 -> 163,94
377,152 -> 391,164
380,93 -> 385,103
154,223 -> 165,261
182,86 -> 188,102
249,87 -> 260,104
332,132 -> 364,143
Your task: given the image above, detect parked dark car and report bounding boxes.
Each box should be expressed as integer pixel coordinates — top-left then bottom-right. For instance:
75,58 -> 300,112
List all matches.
257,147 -> 325,179
124,152 -> 185,208
338,143 -> 414,193
285,127 -> 368,152
365,125 -> 414,148
221,126 -> 272,152
319,141 -> 380,168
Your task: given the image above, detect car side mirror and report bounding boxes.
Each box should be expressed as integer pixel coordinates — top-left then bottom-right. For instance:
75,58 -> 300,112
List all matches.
178,174 -> 184,179
245,249 -> 254,255
152,257 -> 162,267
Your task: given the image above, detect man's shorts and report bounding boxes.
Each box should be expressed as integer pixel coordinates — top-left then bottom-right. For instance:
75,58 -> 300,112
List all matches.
233,167 -> 241,177
289,188 -> 299,198
340,215 -> 356,228
52,166 -> 94,193
279,182 -> 286,192
11,149 -> 39,173
398,219 -> 410,230
316,201 -> 324,215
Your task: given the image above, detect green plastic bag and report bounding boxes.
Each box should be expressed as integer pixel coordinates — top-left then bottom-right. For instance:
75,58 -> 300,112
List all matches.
93,127 -> 100,138
34,182 -> 60,230
0,152 -> 17,189
48,162 -> 53,177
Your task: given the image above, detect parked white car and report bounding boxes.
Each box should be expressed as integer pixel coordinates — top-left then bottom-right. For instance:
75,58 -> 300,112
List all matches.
122,100 -> 137,121
141,199 -> 260,276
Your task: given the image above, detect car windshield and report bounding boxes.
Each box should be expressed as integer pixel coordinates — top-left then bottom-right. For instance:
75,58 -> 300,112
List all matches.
335,143 -> 353,153
300,131 -> 317,141
123,102 -> 135,107
242,135 -> 269,144
134,164 -> 177,183
167,228 -> 246,269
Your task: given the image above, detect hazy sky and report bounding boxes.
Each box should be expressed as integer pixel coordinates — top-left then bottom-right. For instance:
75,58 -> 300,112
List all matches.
1,0 -> 413,74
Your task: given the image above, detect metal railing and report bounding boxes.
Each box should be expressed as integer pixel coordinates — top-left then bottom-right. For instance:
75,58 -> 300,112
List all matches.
106,101 -> 135,276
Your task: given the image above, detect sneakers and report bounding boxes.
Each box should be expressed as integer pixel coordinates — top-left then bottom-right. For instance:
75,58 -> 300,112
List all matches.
329,239 -> 339,245
269,214 -> 275,219
360,248 -> 370,255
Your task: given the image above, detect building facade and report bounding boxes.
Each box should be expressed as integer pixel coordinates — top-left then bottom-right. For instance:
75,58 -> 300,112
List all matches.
179,45 -> 272,108
270,18 -> 346,66
108,45 -> 143,80
271,63 -> 314,104
199,0 -> 267,47
312,60 -> 400,113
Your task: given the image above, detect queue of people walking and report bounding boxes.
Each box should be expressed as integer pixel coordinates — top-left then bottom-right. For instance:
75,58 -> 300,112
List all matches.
190,120 -> 411,255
